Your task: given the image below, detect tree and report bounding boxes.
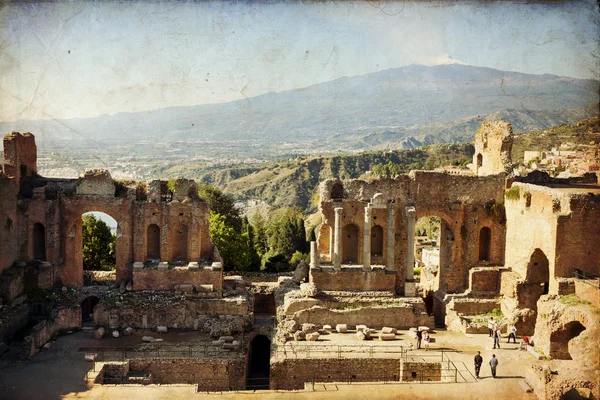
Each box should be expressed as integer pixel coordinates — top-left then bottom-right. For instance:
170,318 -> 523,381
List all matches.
250,211 -> 269,256
209,212 -> 251,271
267,208 -> 308,260
243,216 -> 261,271
82,214 -> 116,270
198,183 -> 242,232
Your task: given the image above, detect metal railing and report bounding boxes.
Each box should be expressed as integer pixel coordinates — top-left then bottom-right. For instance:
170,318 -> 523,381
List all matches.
272,343 -> 409,359
573,270 -> 600,289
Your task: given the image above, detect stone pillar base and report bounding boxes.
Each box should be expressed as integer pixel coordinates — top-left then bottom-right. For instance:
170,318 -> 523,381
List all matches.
404,282 -> 417,297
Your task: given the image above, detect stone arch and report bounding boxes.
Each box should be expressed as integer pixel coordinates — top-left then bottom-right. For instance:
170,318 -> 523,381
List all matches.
146,224 -> 161,260
478,227 -> 492,262
371,224 -> 384,257
476,153 -> 483,170
246,335 -> 271,390
331,182 -> 344,201
526,248 -> 550,291
342,223 -> 359,264
549,321 -> 586,360
172,224 -> 188,261
32,222 -> 46,261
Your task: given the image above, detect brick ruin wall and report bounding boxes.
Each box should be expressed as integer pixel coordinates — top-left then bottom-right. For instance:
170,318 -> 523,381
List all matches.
468,268 -> 501,294
133,267 -> 223,291
317,171 -> 507,294
93,298 -> 249,330
20,305 -> 81,359
309,267 -> 395,292
473,120 -> 513,176
290,304 -> 434,329
270,358 -> 402,390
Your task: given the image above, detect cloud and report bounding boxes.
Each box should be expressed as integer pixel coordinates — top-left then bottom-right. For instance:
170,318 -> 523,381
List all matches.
422,54 -> 469,66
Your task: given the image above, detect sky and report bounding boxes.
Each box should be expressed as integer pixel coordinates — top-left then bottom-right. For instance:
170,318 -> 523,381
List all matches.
0,0 -> 598,122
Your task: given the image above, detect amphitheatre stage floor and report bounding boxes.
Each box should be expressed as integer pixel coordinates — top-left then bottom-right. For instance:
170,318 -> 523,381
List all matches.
0,327 -> 537,400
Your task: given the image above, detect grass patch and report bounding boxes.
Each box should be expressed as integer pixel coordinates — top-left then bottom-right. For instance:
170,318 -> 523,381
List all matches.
505,186 -> 521,201
559,293 -> 591,306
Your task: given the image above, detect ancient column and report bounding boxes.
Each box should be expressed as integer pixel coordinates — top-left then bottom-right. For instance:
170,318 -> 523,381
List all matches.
310,241 -> 320,269
386,202 -> 395,270
405,206 -> 417,281
363,205 -> 372,271
333,207 -> 343,270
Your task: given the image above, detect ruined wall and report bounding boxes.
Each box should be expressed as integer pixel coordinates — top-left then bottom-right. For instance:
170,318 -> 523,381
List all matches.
473,121 -> 513,176
0,176 -> 19,273
93,298 -> 249,330
0,266 -> 24,303
20,305 -> 81,359
469,267 -> 501,294
310,267 -> 395,292
400,361 -> 442,382
316,171 -> 506,295
133,267 -> 222,291
270,358 -> 401,390
128,358 -> 245,389
291,304 -> 434,329
0,302 -> 29,343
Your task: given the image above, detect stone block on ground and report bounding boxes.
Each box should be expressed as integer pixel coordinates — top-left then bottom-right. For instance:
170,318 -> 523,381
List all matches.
123,327 -> 134,336
408,328 -> 418,339
306,332 -> 320,341
188,262 -> 199,271
211,262 -> 223,271
84,353 -> 97,362
519,380 -> 533,393
196,284 -> 214,293
336,324 -> 348,333
119,281 -> 127,294
142,336 -> 155,343
379,333 -> 396,341
154,338 -> 163,342
322,325 -> 332,332
42,342 -> 52,350
94,327 -> 105,339
294,331 -> 306,341
125,282 -> 133,291
301,323 -> 319,334
223,341 -> 240,350
112,330 -> 120,338
219,336 -> 234,343
212,340 -> 225,346
418,326 -> 430,332
356,331 -> 367,340
156,326 -> 168,333
381,327 -> 397,334
157,262 -> 169,271
527,346 -> 544,360
133,262 -> 144,271
356,324 -> 368,331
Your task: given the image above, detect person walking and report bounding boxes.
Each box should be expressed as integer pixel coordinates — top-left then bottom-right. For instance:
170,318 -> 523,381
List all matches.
474,351 -> 483,379
488,317 -> 495,337
416,329 -> 422,350
489,354 -> 499,378
423,330 -> 430,350
493,327 -> 501,349
507,324 -> 517,343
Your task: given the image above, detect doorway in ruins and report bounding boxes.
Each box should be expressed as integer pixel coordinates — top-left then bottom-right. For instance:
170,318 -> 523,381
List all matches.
246,335 -> 271,390
81,296 -> 100,325
81,212 -> 118,285
32,222 -> 46,261
253,293 -> 276,326
342,223 -> 359,264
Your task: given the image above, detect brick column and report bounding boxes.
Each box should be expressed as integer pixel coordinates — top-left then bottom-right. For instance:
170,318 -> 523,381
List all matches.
405,206 -> 416,281
386,202 -> 395,271
363,205 -> 372,271
333,207 -> 343,270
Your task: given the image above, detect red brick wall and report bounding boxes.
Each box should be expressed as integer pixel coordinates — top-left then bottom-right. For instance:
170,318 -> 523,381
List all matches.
133,267 -> 222,291
310,267 -> 395,292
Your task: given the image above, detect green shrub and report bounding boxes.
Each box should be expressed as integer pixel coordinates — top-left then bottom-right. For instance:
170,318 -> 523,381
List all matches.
505,186 -> 521,201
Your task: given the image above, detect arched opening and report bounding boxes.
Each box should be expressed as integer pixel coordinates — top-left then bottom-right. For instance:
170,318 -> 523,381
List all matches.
476,153 -> 483,170
478,227 -> 492,262
82,212 -> 117,272
172,225 -> 188,261
549,321 -> 586,360
32,222 -> 46,261
146,224 -> 161,260
246,335 -> 271,390
415,216 -> 441,289
330,182 -> 344,201
342,224 -> 359,263
526,248 -> 550,294
81,295 -> 100,325
371,225 -> 384,257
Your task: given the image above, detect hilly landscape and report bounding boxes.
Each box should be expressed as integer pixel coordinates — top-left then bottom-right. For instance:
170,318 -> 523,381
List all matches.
1,64 -> 598,169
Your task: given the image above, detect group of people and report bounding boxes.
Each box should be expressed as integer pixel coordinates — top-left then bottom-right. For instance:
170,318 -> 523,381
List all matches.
474,351 -> 499,379
415,328 -> 430,350
487,317 -> 518,349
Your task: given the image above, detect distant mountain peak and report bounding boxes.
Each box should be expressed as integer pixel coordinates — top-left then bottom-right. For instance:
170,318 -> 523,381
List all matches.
421,54 -> 469,67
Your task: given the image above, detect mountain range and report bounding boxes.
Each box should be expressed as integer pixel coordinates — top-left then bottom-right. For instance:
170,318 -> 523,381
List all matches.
1,63 -> 598,160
